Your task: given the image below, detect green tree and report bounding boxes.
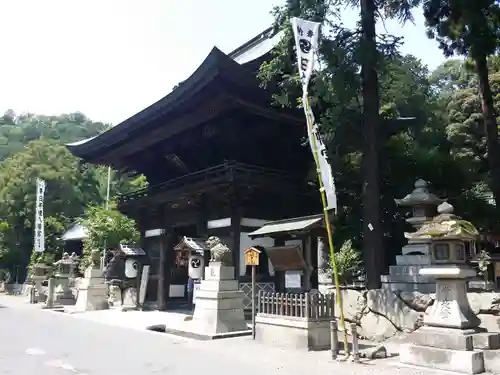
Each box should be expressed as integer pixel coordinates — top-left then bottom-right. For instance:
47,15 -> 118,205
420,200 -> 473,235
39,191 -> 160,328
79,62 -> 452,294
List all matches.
0,111 -> 109,161
334,239 -> 363,285
0,110 -> 147,277
0,138 -> 102,272
78,203 -> 139,268
259,0 -> 433,288
422,0 -> 500,217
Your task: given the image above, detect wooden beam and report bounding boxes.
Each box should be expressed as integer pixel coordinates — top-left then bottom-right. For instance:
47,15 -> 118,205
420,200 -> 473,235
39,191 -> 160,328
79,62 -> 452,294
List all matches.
94,94 -> 234,165
230,183 -> 242,278
230,97 -> 304,125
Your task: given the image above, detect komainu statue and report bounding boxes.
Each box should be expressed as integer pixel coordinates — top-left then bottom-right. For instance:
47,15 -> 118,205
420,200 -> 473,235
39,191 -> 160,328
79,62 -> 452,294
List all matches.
205,236 -> 232,266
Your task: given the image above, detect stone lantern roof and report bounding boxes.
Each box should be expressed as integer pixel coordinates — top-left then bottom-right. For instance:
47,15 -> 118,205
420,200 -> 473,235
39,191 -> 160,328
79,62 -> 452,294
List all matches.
395,179 -> 444,207
405,202 -> 479,241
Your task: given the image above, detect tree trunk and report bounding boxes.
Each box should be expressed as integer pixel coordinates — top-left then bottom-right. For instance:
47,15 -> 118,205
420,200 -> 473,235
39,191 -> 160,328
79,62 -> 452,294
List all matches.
360,0 -> 384,289
476,54 -> 500,213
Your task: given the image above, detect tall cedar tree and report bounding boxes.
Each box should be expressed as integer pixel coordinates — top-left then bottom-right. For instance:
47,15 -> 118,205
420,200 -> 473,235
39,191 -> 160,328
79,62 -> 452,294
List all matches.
343,0 -> 420,287
263,0 -> 421,288
422,0 -> 500,220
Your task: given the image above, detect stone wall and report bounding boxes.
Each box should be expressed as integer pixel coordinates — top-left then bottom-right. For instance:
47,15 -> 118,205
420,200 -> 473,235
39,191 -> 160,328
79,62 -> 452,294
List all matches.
337,289 -> 500,342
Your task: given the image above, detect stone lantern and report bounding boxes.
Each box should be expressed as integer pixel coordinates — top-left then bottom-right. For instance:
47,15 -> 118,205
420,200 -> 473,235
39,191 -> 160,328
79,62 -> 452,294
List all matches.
30,262 -> 51,302
412,202 -> 479,329
51,252 -> 76,306
380,180 -> 445,293
400,202 -> 500,374
394,179 -> 444,230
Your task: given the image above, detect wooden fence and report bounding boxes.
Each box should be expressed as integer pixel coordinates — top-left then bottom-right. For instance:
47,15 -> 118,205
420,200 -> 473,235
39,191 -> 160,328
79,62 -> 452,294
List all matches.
257,291 -> 335,319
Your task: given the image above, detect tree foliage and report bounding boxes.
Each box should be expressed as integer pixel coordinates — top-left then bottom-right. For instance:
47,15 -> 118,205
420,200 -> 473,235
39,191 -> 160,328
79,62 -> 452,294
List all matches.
0,111 -> 145,278
78,203 -> 139,268
259,0 -> 499,288
334,239 -> 363,285
421,0 -> 500,222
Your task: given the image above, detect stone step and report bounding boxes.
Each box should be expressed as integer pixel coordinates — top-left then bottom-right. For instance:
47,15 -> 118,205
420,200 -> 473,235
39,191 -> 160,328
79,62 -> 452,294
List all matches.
396,254 -> 431,266
402,243 -> 431,256
381,273 -> 432,282
389,265 -> 434,278
381,281 -> 435,294
484,349 -> 500,373
400,343 -> 484,374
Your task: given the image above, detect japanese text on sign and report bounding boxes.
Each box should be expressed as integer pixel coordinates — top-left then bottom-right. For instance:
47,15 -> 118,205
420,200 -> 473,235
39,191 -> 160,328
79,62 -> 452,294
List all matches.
34,178 -> 46,253
245,247 -> 260,266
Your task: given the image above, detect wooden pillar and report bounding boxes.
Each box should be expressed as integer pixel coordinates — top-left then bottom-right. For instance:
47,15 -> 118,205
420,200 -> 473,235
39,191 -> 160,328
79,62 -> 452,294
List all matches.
157,207 -> 174,311
274,237 -> 286,292
304,236 -> 313,291
157,230 -> 166,311
196,198 -> 209,265
163,228 -> 175,309
230,204 -> 241,279
311,236 -> 319,289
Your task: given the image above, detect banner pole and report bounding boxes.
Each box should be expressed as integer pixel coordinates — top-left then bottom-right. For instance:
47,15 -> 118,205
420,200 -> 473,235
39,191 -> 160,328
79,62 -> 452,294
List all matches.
304,96 -> 349,356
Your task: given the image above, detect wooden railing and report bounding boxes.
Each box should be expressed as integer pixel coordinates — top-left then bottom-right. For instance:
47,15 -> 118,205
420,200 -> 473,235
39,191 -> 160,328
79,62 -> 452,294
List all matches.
258,291 -> 335,319
118,161 -> 308,203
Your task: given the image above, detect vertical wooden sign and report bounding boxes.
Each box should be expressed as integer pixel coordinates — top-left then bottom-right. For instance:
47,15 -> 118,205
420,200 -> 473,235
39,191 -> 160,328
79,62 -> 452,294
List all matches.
244,247 -> 261,340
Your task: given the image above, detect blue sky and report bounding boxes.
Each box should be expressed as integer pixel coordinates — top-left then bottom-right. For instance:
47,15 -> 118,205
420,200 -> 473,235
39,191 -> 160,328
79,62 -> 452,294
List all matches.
0,0 -> 447,125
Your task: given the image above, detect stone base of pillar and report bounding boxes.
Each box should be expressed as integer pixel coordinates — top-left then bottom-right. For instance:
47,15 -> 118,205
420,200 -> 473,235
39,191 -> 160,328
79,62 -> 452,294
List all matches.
162,262 -> 250,340
400,343 -> 484,374
53,277 -> 75,306
73,267 -> 109,312
190,263 -> 247,335
400,266 -> 500,374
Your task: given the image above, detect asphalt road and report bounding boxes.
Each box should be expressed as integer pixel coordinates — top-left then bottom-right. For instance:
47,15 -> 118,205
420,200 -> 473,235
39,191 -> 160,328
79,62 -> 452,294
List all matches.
0,299 -> 455,375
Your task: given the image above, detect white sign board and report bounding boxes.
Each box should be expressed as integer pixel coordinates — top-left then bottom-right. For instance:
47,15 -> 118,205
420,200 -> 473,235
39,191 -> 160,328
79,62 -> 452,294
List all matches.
34,178 -> 46,253
139,265 -> 150,306
285,271 -> 302,289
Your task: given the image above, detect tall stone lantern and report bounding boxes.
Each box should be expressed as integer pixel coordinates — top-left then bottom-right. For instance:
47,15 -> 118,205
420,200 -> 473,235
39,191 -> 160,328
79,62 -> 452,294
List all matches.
395,179 -> 444,230
412,202 -> 479,329
400,202 -> 499,374
51,252 -> 76,306
381,180 -> 445,293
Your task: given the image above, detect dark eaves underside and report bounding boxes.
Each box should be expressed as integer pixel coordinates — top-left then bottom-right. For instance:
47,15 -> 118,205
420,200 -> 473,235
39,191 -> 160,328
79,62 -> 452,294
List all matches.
66,47 -> 266,159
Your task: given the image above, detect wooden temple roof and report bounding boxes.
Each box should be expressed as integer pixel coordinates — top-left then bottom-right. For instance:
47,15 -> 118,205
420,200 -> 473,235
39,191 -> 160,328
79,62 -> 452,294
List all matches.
66,46 -> 302,169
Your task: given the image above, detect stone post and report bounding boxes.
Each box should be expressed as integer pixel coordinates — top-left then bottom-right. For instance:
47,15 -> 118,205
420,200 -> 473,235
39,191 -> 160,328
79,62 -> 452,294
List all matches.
46,278 -> 55,308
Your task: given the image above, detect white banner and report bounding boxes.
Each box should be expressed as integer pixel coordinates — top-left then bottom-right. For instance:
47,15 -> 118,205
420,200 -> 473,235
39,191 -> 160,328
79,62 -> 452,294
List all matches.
291,17 -> 337,211
34,178 -> 46,253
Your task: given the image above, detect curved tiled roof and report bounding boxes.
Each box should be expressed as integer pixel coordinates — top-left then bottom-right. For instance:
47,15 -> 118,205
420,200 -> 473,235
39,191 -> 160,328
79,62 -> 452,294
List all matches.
67,47 -> 257,159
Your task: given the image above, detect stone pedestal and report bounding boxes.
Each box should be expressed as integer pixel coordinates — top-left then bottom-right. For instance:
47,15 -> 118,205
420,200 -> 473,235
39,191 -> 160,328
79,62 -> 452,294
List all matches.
31,276 -> 46,303
190,262 -> 247,335
381,242 -> 436,293
53,277 -> 75,306
74,267 -> 109,311
422,266 -> 480,329
399,266 -> 500,373
163,262 -> 249,339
